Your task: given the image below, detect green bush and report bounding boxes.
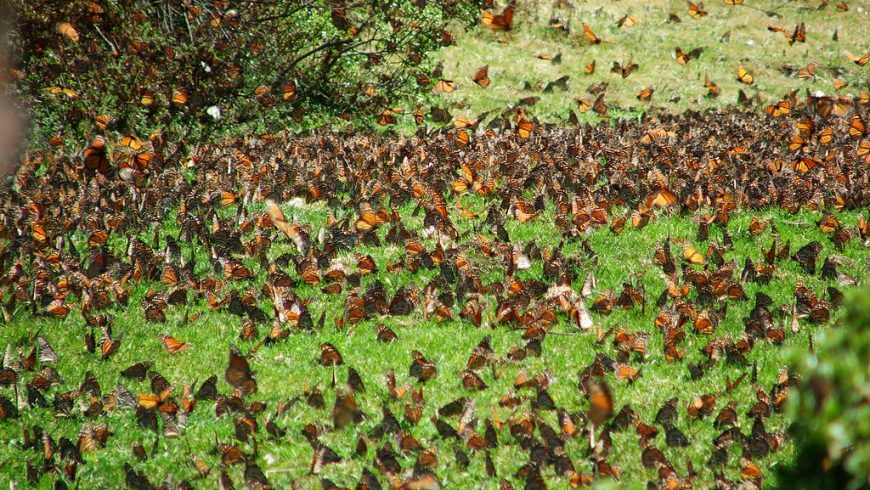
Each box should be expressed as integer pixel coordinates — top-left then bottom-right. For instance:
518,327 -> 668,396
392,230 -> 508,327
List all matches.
8,0 -> 481,146
782,288 -> 870,489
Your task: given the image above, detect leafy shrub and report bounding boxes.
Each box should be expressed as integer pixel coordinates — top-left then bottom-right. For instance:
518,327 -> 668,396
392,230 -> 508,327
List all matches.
8,0 -> 481,145
781,288 -> 870,489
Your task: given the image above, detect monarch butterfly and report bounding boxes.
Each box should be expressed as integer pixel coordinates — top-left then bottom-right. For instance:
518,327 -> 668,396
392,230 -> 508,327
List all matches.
736,65 -> 754,85
140,90 -> 154,106
608,215 -> 626,235
687,394 -> 717,419
817,214 -> 841,234
646,189 -> 678,209
120,361 -> 153,382
119,135 -> 144,151
481,6 -> 513,31
159,334 -> 189,354
585,60 -> 596,74
858,140 -> 870,164
375,324 -> 398,342
848,116 -> 866,139
516,118 -> 533,138
439,29 -> 455,46
582,23 -> 604,44
593,94 -> 608,117
749,216 -> 767,234
433,79 -> 454,94
833,78 -> 848,91
472,65 -> 490,88
414,106 -> 425,125
409,350 -> 437,381
682,244 -> 706,265
377,109 -> 396,126
792,156 -> 819,173
630,210 -> 650,229
518,96 -> 540,106
357,254 -> 377,275
45,86 -> 78,99
513,200 -> 539,222
767,25 -> 786,34
704,74 -> 719,97
101,328 -> 121,359
87,230 -> 109,247
795,116 -> 815,135
766,100 -> 791,117
688,2 -> 708,18
558,410 -> 580,438
137,390 -> 175,414
37,337 -> 57,363
221,259 -> 251,280
265,198 -> 310,255
219,191 -> 239,206
452,116 -> 474,129
788,23 -> 806,44
615,363 -> 642,382
319,342 -> 343,366
694,311 -> 715,334
82,136 -> 111,174
637,86 -> 654,101
430,106 -> 451,122
675,47 -> 703,65
225,347 -> 256,394
44,298 -> 69,318
459,369 -> 487,390
171,88 -> 188,106
639,127 -> 673,145
814,96 -> 851,117
56,22 -> 81,43
282,82 -> 297,101
818,127 -> 834,145
455,129 -> 471,146
723,0 -> 743,4
797,63 -> 816,79
611,59 -> 638,78
354,209 -> 386,233
792,241 -> 821,274
585,380 -> 614,426
844,51 -> 869,66
416,74 -> 431,87
617,15 -> 639,27
94,114 -> 111,130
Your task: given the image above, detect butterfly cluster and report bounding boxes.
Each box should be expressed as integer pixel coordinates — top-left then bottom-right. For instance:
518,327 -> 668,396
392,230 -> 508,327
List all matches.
1,84 -> 868,487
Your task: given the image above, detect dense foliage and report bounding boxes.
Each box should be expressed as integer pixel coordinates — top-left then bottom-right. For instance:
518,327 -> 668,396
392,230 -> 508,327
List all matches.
8,0 -> 480,145
782,289 -> 870,489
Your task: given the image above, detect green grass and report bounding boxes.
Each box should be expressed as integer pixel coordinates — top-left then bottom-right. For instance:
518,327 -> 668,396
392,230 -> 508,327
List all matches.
2,196 -> 866,487
434,0 -> 869,123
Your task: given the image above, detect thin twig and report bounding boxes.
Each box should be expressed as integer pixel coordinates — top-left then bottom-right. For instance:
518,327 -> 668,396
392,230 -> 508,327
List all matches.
184,7 -> 195,44
92,24 -> 118,57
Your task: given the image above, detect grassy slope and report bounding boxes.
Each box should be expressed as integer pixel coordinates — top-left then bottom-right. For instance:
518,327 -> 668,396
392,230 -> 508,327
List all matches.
435,0 -> 869,122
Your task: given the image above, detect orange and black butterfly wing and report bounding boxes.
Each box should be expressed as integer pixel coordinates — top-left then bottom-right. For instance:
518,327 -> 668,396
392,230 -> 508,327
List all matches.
473,65 -> 490,88
225,347 -> 256,394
